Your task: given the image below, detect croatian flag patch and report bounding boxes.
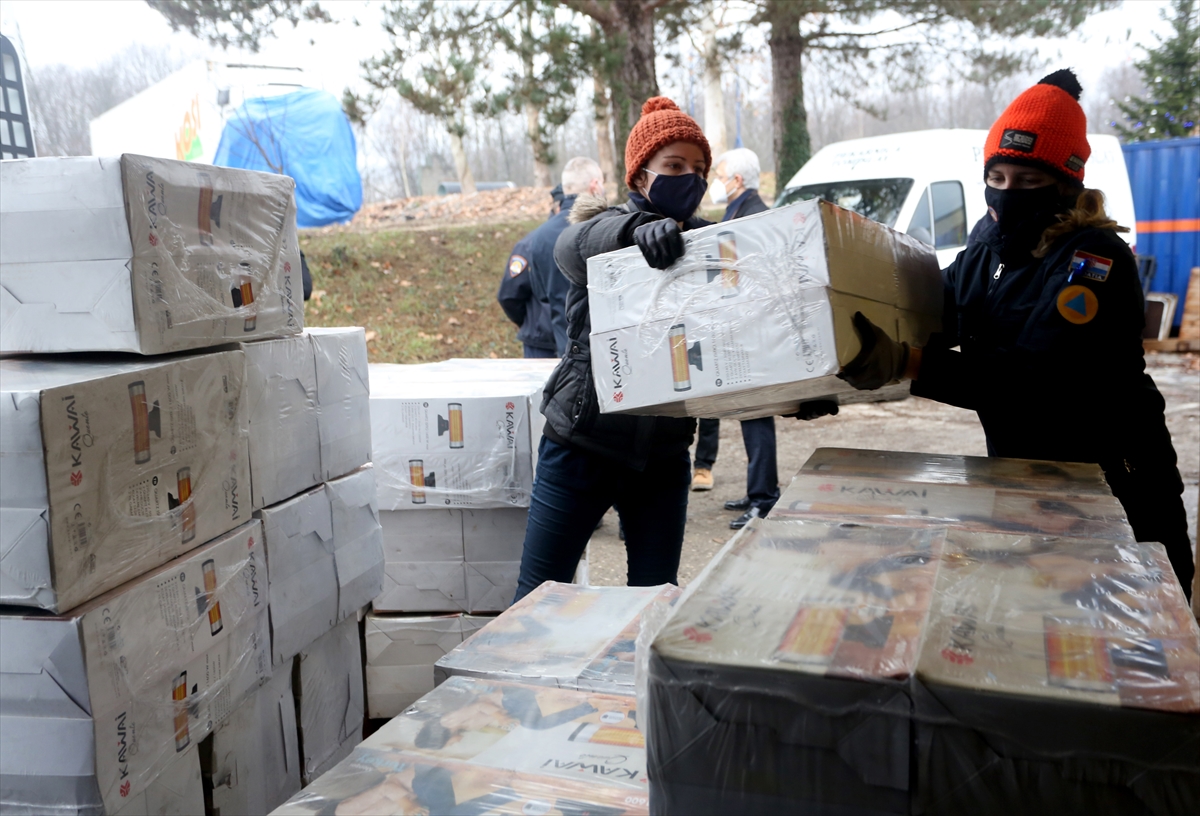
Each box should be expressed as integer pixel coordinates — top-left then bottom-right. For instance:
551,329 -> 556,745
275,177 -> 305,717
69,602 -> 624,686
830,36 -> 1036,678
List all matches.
1068,251 -> 1113,283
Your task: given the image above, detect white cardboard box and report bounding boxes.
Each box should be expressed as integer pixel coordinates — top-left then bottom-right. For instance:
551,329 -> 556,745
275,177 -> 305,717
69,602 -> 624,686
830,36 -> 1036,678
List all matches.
462,508 -> 527,613
308,327 -> 372,481
587,199 -> 941,419
375,509 -> 466,612
111,744 -> 204,816
369,365 -> 539,509
0,351 -> 251,612
201,665 -> 300,816
0,521 -> 270,814
257,485 -> 338,666
326,465 -> 385,622
0,155 -> 303,355
243,334 -> 322,509
363,613 -> 467,718
295,616 -> 364,785
257,467 -> 384,665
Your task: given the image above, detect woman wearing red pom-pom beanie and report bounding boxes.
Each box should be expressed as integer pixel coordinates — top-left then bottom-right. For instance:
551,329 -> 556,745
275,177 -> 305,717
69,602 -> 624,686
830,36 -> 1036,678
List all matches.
839,70 -> 1193,597
511,97 -> 714,600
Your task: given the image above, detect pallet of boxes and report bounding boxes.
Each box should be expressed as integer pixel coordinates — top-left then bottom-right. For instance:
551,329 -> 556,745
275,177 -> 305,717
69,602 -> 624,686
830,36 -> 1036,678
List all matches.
361,357 -> 565,723
645,448 -> 1200,814
259,197 -> 943,814
0,155 -> 383,815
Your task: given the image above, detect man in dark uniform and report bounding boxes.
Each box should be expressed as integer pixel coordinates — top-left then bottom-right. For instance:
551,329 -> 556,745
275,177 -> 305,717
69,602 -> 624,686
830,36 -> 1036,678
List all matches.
498,158 -> 605,358
703,148 -> 783,530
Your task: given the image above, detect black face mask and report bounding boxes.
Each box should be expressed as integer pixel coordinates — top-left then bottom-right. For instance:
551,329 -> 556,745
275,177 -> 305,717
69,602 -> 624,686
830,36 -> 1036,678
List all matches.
641,169 -> 709,222
984,185 -> 1076,239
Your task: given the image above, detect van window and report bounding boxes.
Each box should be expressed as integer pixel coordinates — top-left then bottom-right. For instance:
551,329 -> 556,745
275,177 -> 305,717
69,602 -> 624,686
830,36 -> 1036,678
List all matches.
774,178 -> 914,228
907,188 -> 933,245
905,182 -> 967,249
931,181 -> 966,248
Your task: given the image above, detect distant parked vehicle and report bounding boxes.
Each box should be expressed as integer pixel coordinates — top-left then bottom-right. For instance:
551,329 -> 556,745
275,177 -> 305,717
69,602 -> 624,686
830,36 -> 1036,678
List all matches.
776,129 -> 1137,269
437,181 -> 516,196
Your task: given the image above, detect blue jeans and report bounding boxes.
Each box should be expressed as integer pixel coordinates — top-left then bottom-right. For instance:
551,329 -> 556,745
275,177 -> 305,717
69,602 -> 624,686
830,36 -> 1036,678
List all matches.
513,436 -> 690,601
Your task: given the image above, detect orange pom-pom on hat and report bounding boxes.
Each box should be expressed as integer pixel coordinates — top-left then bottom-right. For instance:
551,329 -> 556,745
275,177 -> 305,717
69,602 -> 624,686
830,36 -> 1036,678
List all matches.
624,97 -> 712,189
984,69 -> 1090,185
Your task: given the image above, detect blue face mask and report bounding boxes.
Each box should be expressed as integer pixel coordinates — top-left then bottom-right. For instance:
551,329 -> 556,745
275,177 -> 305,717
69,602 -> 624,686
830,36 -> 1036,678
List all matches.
642,168 -> 709,222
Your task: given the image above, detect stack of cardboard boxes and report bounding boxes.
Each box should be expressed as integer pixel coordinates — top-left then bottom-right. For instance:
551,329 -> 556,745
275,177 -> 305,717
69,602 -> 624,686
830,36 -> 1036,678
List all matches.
0,155 -> 383,816
362,358 -> 560,720
271,583 -> 679,816
644,448 -> 1200,814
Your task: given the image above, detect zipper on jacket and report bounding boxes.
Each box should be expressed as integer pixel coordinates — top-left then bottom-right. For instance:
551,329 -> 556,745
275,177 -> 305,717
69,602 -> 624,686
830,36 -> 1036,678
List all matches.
992,263 -> 1005,281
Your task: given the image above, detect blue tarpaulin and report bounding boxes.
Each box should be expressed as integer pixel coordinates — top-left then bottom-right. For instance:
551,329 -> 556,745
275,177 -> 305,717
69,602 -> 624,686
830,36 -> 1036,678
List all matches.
214,88 -> 362,227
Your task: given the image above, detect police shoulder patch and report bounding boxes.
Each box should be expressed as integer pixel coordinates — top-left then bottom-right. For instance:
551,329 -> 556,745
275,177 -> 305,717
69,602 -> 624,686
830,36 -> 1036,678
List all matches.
1068,250 -> 1113,283
1057,284 -> 1099,325
508,255 -> 528,277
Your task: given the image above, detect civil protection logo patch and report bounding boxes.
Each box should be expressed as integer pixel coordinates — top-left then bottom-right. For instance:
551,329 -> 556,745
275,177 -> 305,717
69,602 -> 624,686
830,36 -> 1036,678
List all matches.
1057,284 -> 1099,325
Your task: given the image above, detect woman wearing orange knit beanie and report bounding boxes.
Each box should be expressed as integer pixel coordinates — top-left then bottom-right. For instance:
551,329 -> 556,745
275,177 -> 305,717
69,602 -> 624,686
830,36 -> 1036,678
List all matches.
509,97 -> 714,600
840,69 -> 1193,595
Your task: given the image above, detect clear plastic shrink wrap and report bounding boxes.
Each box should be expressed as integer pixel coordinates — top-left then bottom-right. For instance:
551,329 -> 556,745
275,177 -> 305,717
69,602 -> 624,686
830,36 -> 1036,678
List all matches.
0,520 -> 271,815
913,532 -> 1200,815
278,671 -> 648,813
369,364 -> 544,510
0,351 -> 250,612
773,446 -> 1134,539
0,155 -> 303,355
360,676 -> 647,791
435,582 -> 680,694
800,446 -> 1115,494
587,198 -> 942,420
644,516 -> 1200,815
647,518 -> 940,815
307,327 -> 373,481
270,749 -> 648,815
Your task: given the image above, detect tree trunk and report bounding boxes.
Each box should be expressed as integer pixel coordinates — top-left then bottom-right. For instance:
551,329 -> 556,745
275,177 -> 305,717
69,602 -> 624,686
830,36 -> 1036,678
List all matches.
701,5 -> 727,158
766,0 -> 811,186
448,129 -> 476,195
526,101 -> 553,187
605,0 -> 659,194
592,66 -> 617,187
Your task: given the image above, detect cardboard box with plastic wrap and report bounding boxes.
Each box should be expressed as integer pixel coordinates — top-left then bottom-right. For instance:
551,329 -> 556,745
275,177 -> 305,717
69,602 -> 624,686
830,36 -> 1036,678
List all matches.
256,466 -> 383,665
587,198 -> 942,420
0,351 -> 250,613
0,521 -> 270,815
913,532 -> 1200,815
645,512 -> 1200,814
270,748 -> 648,816
201,665 -> 301,816
295,616 -> 365,786
368,362 -> 548,510
375,507 -> 527,614
435,582 -> 680,694
0,155 -> 303,355
242,327 -> 372,508
647,518 -> 940,815
361,676 -> 647,789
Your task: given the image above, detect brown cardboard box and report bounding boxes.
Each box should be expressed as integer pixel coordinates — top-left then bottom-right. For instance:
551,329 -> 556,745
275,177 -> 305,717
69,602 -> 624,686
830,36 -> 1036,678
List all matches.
0,350 -> 251,612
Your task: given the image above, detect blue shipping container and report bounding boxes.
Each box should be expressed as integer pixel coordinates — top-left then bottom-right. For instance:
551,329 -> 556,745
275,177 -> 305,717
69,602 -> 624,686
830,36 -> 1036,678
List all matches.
1122,137 -> 1200,326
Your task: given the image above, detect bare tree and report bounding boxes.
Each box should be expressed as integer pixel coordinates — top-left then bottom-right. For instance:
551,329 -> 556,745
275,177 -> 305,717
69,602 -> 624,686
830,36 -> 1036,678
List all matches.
24,43 -> 192,156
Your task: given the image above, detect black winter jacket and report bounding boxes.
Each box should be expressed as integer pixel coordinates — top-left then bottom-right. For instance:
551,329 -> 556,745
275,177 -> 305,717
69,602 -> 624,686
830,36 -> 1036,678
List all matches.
543,196 -> 710,469
911,214 -> 1177,472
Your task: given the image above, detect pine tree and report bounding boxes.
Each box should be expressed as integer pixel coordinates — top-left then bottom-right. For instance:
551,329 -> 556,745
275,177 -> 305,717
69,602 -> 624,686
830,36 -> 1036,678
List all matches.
1113,0 -> 1200,141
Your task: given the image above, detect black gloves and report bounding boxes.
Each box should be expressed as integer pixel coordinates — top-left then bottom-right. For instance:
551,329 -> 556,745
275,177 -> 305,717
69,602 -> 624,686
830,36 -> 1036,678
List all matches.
837,312 -> 910,391
633,218 -> 685,270
785,400 -> 839,421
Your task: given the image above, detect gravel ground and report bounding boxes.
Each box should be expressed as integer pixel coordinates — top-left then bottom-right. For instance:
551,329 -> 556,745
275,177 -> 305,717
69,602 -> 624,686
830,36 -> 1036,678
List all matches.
586,353 -> 1200,587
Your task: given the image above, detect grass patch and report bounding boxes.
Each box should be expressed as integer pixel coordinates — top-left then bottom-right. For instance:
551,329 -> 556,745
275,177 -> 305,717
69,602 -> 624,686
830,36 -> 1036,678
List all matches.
299,220 -> 543,363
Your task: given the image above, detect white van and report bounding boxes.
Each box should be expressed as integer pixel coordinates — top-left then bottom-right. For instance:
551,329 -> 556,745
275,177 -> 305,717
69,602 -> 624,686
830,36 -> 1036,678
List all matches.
775,129 -> 1137,269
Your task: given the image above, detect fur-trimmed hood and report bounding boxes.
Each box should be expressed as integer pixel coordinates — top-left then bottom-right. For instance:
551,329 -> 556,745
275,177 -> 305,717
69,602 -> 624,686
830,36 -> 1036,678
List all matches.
567,193 -> 617,224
